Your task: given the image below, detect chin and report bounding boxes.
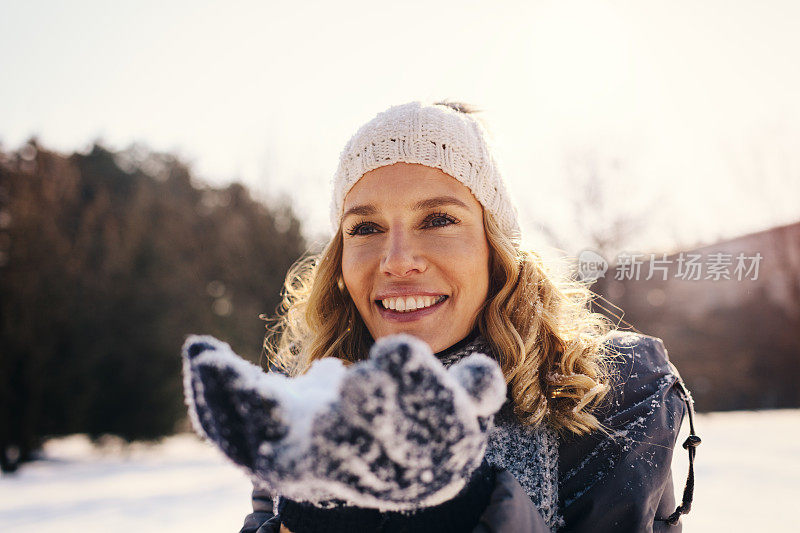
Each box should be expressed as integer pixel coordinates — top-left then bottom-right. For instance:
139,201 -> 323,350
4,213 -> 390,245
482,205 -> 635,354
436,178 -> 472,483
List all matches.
376,325 -> 436,348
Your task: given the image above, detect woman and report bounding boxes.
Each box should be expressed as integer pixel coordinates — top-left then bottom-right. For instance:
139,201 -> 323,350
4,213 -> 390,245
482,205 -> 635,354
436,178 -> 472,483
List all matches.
239,101 -> 698,532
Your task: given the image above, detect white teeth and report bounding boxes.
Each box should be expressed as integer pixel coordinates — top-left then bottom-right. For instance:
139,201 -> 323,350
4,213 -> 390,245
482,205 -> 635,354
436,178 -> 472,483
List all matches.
380,295 -> 445,312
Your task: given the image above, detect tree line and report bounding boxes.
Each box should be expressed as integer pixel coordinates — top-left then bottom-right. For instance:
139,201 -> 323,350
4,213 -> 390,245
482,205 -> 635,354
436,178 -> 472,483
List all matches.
0,141 -> 306,472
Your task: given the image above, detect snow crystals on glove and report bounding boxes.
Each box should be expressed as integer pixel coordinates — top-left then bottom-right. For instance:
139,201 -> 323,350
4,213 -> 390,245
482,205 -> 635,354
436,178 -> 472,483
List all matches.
181,333 -> 506,511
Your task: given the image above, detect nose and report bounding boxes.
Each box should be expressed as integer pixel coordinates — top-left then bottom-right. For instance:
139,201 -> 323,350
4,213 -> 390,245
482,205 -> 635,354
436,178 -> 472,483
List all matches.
380,229 -> 426,277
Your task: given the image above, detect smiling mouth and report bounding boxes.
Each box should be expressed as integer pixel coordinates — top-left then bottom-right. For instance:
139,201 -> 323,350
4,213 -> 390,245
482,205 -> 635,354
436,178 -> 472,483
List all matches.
377,295 -> 448,312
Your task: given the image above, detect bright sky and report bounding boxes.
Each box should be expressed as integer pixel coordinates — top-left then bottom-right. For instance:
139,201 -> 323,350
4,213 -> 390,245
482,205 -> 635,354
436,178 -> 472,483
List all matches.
2,0 -> 799,254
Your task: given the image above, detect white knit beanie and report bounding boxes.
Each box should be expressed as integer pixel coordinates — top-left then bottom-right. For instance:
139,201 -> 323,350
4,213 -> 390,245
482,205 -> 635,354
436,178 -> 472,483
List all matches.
330,101 -> 522,245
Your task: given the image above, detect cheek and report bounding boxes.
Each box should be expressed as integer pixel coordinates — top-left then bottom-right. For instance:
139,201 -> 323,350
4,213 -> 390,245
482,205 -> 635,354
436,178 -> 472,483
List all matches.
436,234 -> 489,274
452,237 -> 490,301
341,246 -> 372,302
465,253 -> 490,302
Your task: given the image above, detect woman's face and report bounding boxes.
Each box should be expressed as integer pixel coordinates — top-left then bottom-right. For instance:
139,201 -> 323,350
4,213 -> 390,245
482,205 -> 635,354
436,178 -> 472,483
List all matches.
341,162 -> 491,353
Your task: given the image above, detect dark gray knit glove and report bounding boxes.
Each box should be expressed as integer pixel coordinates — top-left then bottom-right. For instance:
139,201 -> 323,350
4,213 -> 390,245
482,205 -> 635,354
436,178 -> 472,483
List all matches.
181,333 -> 506,511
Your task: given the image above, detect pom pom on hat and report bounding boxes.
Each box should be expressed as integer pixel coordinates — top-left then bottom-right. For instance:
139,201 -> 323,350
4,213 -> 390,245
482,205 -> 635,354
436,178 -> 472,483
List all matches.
330,101 -> 522,245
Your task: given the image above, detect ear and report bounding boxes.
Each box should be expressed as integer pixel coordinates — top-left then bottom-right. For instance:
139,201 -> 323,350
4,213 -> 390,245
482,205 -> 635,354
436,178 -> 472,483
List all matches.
181,335 -> 289,471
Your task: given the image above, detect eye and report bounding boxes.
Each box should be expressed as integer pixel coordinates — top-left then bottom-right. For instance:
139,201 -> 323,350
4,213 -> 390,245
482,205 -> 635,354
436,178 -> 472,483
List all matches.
422,211 -> 459,229
345,221 -> 381,236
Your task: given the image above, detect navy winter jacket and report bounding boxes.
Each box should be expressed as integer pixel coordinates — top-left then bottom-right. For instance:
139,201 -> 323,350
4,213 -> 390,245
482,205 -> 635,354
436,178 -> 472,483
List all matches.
239,331 -> 695,532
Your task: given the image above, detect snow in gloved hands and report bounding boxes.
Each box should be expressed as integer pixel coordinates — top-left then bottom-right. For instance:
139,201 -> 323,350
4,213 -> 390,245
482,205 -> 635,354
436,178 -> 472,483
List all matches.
181,333 -> 506,511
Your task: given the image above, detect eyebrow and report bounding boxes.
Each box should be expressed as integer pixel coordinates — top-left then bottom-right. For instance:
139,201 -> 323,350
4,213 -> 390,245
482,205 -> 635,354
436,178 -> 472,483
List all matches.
341,204 -> 377,219
342,196 -> 470,220
412,196 -> 470,211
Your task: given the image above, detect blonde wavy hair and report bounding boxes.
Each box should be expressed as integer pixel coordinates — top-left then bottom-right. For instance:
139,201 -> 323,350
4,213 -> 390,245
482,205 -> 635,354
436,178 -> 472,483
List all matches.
264,209 -> 616,435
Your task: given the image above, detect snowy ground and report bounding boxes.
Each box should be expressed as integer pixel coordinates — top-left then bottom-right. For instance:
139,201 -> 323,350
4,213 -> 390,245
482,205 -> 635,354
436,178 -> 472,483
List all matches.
1,409 -> 798,532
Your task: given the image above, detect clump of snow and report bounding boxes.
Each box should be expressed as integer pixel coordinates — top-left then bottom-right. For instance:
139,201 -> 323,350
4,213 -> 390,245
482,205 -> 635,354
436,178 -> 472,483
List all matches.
611,332 -> 643,346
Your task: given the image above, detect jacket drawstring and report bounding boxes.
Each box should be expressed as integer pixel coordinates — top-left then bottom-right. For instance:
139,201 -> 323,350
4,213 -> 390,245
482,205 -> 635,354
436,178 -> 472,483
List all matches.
659,376 -> 701,526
